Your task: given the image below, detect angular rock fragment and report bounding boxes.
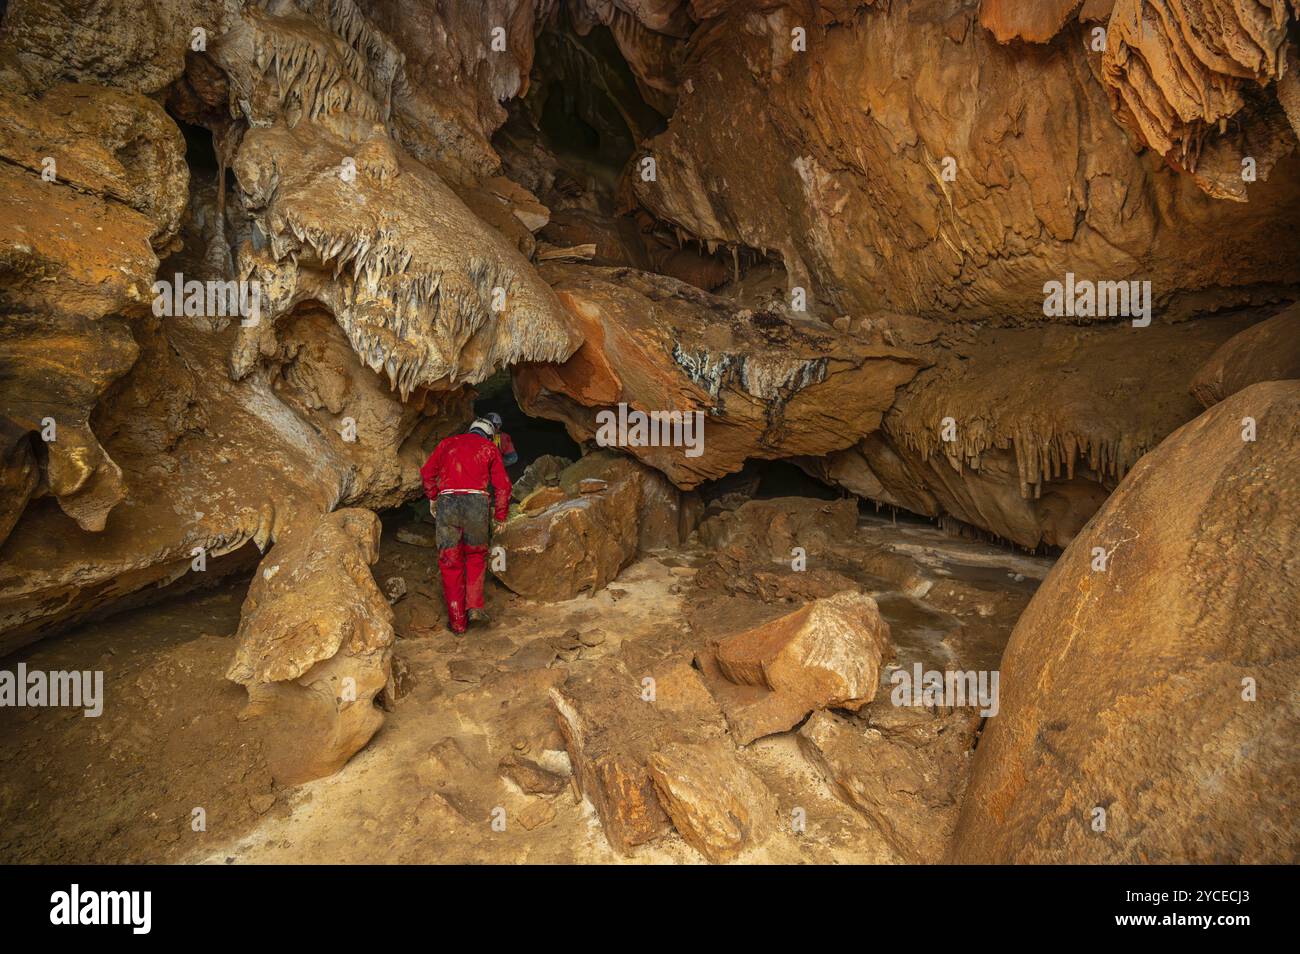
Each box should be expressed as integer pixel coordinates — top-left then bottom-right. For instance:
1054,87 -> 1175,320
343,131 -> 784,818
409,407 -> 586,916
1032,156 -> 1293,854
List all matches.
495,452 -> 688,601
550,657 -> 728,853
697,591 -> 892,744
510,454 -> 572,502
226,509 -> 395,784
648,741 -> 777,863
500,754 -> 570,797
799,709 -> 977,863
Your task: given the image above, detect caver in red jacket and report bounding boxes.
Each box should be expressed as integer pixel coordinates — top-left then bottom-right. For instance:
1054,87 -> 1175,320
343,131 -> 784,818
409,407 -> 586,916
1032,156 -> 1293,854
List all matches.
420,433 -> 512,633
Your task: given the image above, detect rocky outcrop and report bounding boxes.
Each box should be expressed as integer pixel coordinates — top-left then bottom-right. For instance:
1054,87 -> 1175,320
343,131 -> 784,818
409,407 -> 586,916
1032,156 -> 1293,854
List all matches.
952,381 -> 1300,863
0,83 -> 187,546
495,451 -> 691,601
631,0 -> 1300,322
0,301 -> 471,654
799,315 -> 1252,548
697,591 -> 893,744
1190,302 -> 1300,407
227,508 -> 395,784
514,264 -> 924,488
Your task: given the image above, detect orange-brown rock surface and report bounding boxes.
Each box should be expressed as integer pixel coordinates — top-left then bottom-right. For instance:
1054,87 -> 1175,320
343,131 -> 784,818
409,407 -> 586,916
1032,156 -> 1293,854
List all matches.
1190,302 -> 1300,407
514,264 -> 924,487
951,381 -> 1300,863
799,314 -> 1254,548
801,706 -> 980,862
631,1 -> 1300,321
227,508 -> 395,784
697,590 -> 893,744
495,451 -> 691,601
1101,1 -> 1299,201
550,656 -> 733,853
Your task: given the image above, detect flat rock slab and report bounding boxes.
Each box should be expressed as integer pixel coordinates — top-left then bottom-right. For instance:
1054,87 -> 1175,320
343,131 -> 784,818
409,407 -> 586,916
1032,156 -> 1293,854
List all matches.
798,709 -> 975,863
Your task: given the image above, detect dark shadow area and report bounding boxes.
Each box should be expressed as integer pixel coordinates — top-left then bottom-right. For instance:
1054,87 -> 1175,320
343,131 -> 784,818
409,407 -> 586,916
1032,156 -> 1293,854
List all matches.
473,369 -> 582,478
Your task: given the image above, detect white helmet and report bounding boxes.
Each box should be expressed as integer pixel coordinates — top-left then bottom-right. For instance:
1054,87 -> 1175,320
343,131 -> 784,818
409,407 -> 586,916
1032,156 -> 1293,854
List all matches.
468,417 -> 496,439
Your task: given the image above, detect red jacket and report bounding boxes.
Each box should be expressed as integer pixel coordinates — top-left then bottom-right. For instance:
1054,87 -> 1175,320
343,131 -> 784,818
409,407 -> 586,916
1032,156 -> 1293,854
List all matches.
421,433 -> 512,522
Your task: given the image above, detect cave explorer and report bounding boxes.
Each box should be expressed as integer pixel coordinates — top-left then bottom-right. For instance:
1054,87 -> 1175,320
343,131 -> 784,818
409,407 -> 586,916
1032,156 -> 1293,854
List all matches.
420,415 -> 513,635
484,411 -> 519,466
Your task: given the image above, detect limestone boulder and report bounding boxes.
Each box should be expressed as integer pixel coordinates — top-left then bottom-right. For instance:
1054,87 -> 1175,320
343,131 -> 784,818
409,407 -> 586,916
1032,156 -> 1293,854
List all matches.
1190,303 -> 1300,407
648,740 -> 777,863
951,381 -> 1300,863
695,496 -> 860,561
494,451 -> 691,601
697,590 -> 893,744
800,707 -> 979,863
227,508 -> 395,784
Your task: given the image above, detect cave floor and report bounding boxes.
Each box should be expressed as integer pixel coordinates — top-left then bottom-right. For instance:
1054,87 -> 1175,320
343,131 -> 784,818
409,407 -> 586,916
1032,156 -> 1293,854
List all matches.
0,511 -> 1050,864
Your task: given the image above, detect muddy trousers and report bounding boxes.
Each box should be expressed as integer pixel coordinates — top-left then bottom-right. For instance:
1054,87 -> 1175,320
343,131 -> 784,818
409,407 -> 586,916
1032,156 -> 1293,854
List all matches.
434,493 -> 492,633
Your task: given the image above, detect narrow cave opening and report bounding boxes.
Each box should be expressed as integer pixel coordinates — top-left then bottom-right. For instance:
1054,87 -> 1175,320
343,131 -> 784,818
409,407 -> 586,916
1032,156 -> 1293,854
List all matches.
472,368 -> 582,478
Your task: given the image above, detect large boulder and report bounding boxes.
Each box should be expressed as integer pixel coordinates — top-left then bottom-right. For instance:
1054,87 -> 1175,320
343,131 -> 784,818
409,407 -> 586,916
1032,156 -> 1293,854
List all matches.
1190,303 -> 1300,407
951,381 -> 1300,863
494,451 -> 692,601
800,707 -> 980,863
697,591 -> 893,744
226,508 -> 396,784
647,740 -> 777,863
